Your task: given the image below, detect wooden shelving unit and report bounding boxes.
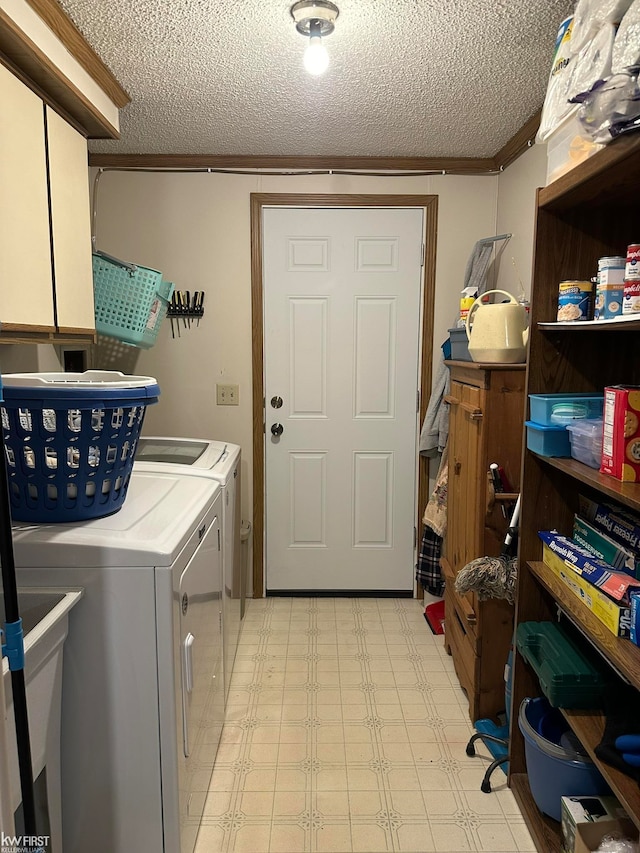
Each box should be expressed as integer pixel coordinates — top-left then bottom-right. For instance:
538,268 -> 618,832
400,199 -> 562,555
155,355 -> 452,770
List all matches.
532,453 -> 640,513
511,774 -> 563,853
510,132 -> 640,850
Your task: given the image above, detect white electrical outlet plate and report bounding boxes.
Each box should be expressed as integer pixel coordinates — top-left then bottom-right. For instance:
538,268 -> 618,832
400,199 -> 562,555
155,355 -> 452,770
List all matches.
216,383 -> 239,405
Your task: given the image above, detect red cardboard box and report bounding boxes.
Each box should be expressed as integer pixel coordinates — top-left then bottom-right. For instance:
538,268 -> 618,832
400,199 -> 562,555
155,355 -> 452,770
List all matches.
601,386 -> 640,482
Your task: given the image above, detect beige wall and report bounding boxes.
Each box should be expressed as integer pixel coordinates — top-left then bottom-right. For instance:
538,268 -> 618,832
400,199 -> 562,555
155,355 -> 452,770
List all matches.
3,162 -> 555,594
495,143 -> 548,301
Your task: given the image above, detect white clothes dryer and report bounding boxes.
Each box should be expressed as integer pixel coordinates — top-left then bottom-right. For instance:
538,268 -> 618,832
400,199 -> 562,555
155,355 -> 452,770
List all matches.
134,437 -> 243,701
12,470 -> 224,853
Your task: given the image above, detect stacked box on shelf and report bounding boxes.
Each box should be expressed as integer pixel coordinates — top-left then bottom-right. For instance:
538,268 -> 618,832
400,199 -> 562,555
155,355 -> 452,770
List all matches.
579,496 -> 640,554
539,532 -> 640,603
573,515 -> 640,579
540,537 -> 632,638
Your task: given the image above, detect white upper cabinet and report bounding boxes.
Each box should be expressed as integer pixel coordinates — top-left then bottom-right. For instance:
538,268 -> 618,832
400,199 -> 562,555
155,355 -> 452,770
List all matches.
0,62 -> 55,330
46,106 -> 94,333
0,64 -> 95,339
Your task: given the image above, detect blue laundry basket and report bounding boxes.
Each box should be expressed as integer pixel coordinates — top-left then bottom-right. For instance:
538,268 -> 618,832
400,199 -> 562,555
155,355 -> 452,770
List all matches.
1,371 -> 160,523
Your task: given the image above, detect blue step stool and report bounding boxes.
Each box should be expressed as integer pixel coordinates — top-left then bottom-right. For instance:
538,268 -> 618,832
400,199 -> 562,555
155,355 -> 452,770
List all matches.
466,718 -> 509,792
465,648 -> 512,793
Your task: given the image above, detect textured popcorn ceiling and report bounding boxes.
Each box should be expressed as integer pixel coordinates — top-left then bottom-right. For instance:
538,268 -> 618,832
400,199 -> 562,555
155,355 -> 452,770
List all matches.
59,0 -> 574,158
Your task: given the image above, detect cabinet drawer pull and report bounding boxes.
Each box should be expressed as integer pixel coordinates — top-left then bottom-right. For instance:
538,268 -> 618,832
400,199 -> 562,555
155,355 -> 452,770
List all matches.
444,394 -> 460,406
460,402 -> 483,419
459,594 -> 477,625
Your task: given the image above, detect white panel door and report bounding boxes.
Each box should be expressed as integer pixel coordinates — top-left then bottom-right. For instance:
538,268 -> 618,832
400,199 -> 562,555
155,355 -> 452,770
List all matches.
264,207 -> 423,592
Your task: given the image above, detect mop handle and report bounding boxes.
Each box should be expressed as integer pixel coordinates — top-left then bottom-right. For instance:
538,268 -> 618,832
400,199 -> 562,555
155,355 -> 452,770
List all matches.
0,423 -> 36,833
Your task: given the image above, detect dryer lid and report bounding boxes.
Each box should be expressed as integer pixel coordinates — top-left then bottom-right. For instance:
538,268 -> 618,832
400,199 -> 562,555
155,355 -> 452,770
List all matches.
12,471 -> 220,568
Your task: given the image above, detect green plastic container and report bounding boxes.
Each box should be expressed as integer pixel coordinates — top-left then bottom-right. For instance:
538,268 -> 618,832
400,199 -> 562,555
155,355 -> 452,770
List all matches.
516,622 -> 607,708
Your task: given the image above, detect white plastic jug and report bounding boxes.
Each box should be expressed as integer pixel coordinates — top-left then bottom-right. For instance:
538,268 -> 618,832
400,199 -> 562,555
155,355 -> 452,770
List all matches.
465,290 -> 528,364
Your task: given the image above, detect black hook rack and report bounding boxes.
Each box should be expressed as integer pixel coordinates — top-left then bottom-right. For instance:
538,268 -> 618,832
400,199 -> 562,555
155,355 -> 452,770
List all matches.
167,290 -> 205,337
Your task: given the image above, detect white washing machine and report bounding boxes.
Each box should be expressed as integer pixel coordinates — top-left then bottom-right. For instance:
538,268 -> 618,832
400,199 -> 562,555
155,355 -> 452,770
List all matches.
11,470 -> 224,853
134,437 -> 243,701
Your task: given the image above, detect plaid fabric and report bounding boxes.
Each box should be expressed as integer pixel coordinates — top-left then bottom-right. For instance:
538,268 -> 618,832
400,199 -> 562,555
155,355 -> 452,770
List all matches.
416,526 -> 444,597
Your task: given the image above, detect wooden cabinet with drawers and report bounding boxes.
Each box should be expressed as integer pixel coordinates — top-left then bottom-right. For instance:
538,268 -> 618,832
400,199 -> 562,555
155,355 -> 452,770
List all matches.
442,360 -> 525,722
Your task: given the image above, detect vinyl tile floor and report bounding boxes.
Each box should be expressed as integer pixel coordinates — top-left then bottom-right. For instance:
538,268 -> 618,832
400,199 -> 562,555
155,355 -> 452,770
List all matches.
194,597 -> 535,853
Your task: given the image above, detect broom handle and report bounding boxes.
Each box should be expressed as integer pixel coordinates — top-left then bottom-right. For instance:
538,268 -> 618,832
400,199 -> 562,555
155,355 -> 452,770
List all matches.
501,495 -> 521,556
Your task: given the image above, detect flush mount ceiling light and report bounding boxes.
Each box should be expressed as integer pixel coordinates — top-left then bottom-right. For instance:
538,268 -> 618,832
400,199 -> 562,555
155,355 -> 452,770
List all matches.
291,0 -> 339,76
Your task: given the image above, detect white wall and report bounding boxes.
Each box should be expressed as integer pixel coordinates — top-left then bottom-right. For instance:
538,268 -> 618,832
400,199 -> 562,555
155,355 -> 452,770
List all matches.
85,170 -> 500,563
494,143 -> 548,301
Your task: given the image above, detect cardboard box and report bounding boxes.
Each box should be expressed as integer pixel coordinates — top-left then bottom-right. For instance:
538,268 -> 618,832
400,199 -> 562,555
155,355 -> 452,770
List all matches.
601,386 -> 640,481
573,515 -> 640,579
574,817 -> 638,853
579,495 -> 640,554
594,283 -> 624,320
630,591 -> 640,646
539,532 -> 640,603
561,795 -> 630,853
542,543 -> 632,637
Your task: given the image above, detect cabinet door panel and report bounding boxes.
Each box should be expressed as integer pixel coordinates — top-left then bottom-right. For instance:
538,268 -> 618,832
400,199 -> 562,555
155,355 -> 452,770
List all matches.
448,380 -> 484,571
46,107 -> 94,332
0,65 -> 54,328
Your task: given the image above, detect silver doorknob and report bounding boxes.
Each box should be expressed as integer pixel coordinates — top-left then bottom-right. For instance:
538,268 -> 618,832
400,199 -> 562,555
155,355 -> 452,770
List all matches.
271,423 -> 284,437
270,396 -> 283,409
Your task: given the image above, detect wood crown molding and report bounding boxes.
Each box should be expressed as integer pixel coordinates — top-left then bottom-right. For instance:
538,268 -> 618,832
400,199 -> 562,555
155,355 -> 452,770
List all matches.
88,111 -> 542,171
88,153 -> 498,172
24,0 -> 129,107
493,109 -> 542,172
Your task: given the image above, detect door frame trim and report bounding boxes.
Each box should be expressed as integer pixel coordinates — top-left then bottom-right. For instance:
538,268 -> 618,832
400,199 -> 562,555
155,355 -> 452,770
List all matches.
250,193 -> 438,597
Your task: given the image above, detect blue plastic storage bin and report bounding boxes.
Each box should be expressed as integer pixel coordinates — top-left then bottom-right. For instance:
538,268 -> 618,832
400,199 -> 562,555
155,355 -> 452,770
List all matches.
447,327 -> 472,361
518,697 -> 609,821
1,371 -> 160,523
528,393 -> 604,426
525,421 -> 571,457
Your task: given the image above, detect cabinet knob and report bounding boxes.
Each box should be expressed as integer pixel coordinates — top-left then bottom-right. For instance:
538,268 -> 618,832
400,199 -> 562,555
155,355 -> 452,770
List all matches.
454,459 -> 462,475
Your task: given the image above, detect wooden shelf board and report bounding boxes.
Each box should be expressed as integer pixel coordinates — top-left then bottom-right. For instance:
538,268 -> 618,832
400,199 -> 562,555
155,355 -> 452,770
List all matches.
528,561 -> 640,689
561,709 -> 640,831
510,773 -> 562,852
539,133 -> 640,211
539,317 -> 640,332
531,453 -> 640,513
444,359 -> 526,370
